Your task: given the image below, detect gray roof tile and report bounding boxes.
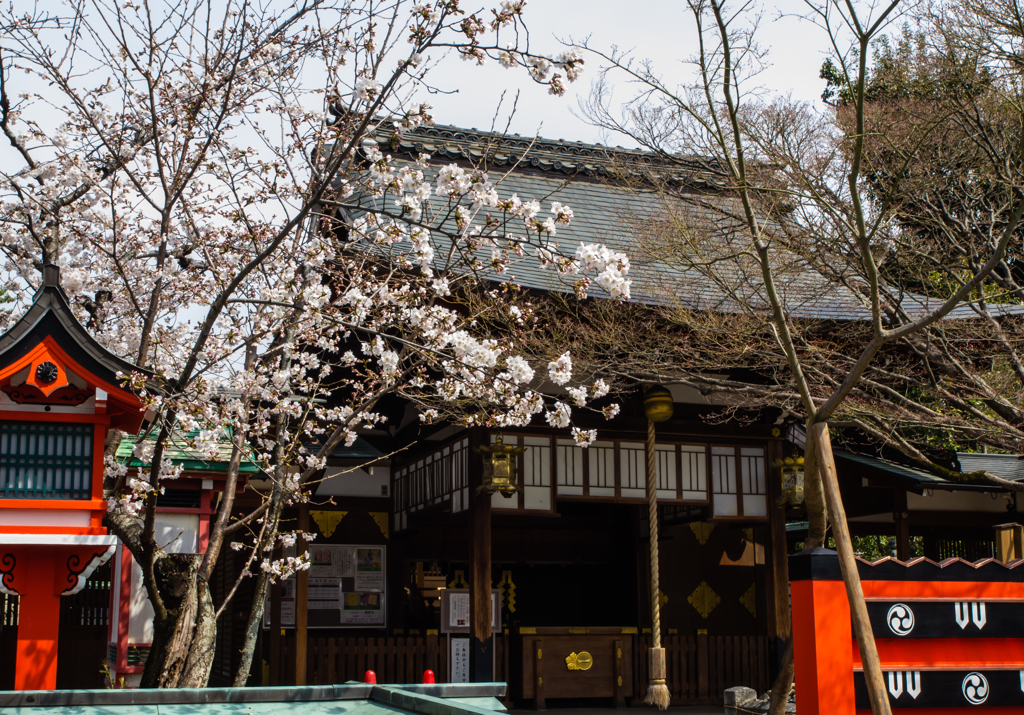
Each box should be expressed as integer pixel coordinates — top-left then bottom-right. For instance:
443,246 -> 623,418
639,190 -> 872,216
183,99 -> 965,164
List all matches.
354,123 -> 1024,322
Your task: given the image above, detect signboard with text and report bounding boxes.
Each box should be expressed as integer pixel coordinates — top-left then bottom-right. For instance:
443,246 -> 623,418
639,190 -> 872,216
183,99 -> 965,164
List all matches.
439,589 -> 500,634
264,544 -> 386,629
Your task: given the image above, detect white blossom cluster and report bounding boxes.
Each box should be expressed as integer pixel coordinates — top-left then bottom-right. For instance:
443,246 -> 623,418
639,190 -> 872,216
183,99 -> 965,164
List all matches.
0,0 -> 622,583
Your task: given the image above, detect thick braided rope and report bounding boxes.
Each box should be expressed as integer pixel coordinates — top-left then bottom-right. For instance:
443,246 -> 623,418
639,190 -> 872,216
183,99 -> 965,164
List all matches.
646,417 -> 661,651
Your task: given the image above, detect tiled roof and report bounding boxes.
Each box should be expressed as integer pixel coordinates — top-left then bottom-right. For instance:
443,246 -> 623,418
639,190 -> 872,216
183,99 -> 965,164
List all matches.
117,431 -> 259,473
835,448 -> 965,488
958,452 -> 1024,481
835,448 -> 1024,492
360,123 -> 1024,322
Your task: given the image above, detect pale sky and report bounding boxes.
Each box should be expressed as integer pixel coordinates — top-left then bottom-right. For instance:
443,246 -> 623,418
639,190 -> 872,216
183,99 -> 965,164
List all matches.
416,0 -> 841,148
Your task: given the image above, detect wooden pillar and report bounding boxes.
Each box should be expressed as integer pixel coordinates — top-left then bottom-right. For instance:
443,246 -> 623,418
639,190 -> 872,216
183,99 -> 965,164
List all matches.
994,523 -> 1024,563
894,490 -> 910,562
13,551 -> 60,690
296,505 -> 309,685
269,546 -> 282,686
469,428 -> 494,683
764,439 -> 792,678
612,638 -> 625,708
532,638 -> 545,710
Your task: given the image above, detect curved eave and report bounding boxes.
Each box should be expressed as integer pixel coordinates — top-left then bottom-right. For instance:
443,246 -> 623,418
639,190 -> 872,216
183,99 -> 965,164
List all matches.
0,285 -> 156,432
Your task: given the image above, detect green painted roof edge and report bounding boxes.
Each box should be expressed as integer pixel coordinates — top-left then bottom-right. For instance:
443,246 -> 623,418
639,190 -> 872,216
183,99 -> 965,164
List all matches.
0,684 -> 507,709
372,686 -> 507,715
116,430 -> 260,474
121,457 -> 260,473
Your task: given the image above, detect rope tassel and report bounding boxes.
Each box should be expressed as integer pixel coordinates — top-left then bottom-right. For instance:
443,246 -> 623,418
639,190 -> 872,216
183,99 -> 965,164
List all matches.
643,647 -> 670,710
643,416 -> 670,710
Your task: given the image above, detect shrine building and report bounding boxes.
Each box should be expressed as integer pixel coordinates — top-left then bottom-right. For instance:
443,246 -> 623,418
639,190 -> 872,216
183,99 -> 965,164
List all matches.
0,265 -> 150,690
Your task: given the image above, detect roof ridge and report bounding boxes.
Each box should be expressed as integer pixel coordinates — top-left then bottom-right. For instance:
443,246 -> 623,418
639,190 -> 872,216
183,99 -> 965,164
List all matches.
375,121 -> 720,181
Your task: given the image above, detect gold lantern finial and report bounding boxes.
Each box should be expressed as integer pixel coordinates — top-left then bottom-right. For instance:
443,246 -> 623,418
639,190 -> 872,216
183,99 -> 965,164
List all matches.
643,385 -> 674,423
476,435 -> 526,498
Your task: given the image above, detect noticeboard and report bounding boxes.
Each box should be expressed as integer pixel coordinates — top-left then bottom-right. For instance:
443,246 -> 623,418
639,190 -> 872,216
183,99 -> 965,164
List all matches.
440,589 -> 500,634
264,544 -> 386,629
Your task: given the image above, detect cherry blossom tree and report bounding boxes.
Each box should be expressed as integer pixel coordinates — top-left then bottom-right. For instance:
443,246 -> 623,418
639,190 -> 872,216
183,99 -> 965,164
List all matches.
0,0 -> 626,688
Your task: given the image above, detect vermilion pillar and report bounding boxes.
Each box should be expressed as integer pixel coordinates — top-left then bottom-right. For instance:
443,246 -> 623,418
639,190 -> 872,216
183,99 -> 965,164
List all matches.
0,537 -> 116,690
790,548 -> 856,715
13,550 -> 61,690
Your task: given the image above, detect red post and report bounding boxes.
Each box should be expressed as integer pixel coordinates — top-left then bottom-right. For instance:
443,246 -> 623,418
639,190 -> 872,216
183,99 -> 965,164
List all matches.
422,669 -> 435,684
364,670 -> 377,684
790,549 -> 856,715
13,551 -> 61,690
1,540 -> 116,691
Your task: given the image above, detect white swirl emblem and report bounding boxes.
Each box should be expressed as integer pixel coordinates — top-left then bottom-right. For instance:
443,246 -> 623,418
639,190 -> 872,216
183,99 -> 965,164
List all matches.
962,672 -> 989,705
887,604 -> 915,636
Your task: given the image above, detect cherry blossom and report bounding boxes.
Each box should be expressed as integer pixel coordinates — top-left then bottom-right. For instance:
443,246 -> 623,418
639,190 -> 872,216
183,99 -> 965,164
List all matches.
0,0 -> 622,687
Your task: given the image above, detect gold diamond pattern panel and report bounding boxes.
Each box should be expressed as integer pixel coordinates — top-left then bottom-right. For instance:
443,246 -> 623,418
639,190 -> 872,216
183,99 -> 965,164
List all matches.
740,583 -> 756,617
688,581 -> 721,619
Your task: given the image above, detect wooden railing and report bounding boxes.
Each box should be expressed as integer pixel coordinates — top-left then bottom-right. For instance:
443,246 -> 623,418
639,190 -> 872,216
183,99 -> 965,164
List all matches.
635,634 -> 769,705
268,634 -> 505,688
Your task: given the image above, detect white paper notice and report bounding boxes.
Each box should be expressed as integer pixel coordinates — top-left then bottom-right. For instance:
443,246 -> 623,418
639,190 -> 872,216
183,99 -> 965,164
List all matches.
338,547 -> 355,578
311,545 -> 355,579
451,638 -> 470,683
449,592 -> 470,628
308,579 -> 341,610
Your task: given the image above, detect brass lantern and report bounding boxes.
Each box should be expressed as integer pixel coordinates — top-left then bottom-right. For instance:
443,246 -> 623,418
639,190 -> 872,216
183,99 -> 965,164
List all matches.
643,385 -> 674,423
774,455 -> 805,507
477,435 -> 525,498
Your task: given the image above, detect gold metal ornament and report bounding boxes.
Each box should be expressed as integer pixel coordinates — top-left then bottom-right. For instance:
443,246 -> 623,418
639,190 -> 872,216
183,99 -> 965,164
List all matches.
688,581 -> 721,619
690,522 -> 715,545
475,435 -> 525,498
772,454 -> 805,506
740,583 -> 757,617
565,651 -> 594,671
643,386 -> 674,423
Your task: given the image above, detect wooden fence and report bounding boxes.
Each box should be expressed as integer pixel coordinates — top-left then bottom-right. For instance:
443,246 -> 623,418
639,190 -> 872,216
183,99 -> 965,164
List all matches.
634,634 -> 769,705
268,634 -> 505,688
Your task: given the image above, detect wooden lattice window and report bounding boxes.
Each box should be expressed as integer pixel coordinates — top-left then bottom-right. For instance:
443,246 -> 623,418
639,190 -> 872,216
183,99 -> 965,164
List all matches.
711,445 -> 767,518
0,421 -> 94,499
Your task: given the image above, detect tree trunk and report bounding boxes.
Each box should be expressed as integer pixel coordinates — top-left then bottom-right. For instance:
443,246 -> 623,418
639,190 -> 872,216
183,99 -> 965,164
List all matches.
134,553 -> 219,688
764,423 -> 825,711
234,569 -> 273,687
801,427 -> 828,549
234,489 -> 285,687
767,640 -> 793,715
810,423 -> 892,715
139,553 -> 203,688
177,581 -> 218,687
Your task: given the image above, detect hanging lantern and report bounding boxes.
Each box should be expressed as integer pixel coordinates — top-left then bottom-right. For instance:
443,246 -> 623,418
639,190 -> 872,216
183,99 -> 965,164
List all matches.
477,435 -> 525,498
773,455 -> 805,506
644,385 -> 674,423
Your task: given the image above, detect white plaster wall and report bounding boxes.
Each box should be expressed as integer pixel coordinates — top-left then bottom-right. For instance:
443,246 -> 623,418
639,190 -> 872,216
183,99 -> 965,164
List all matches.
0,509 -> 90,526
908,490 -> 1011,513
316,466 -> 390,498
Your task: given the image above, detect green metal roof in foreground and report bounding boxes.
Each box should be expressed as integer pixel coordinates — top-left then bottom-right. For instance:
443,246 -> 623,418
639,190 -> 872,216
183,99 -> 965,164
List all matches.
117,431 -> 260,474
0,683 -> 507,715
